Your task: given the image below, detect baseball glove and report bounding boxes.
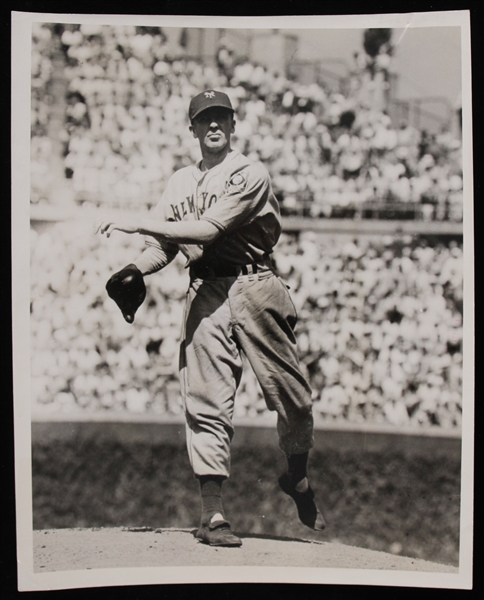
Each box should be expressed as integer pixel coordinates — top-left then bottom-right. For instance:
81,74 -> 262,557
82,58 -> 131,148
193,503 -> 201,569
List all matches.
106,264 -> 146,324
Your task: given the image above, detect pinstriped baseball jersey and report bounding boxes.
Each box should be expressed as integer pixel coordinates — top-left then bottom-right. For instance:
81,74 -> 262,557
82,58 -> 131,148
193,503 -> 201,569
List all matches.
149,149 -> 282,267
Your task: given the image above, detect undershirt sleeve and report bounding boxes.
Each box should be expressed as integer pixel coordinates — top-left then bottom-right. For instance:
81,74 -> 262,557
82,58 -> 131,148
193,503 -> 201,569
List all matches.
133,183 -> 179,275
133,237 -> 178,275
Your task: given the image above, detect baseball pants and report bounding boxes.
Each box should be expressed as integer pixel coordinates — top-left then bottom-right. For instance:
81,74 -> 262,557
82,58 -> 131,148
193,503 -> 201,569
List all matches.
179,263 -> 314,478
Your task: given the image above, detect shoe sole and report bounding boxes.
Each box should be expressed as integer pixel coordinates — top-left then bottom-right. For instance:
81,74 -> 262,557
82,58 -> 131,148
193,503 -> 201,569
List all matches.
195,529 -> 242,547
197,537 -> 242,547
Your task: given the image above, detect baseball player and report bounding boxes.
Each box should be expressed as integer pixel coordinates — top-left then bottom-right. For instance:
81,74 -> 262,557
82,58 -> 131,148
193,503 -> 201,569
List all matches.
97,90 -> 325,547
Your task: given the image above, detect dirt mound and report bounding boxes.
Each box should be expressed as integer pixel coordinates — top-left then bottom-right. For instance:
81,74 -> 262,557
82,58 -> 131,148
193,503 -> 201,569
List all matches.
34,527 -> 458,573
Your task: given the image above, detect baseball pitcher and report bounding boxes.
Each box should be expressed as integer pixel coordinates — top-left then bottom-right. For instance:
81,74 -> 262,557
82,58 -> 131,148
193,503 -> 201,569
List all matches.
97,90 -> 325,547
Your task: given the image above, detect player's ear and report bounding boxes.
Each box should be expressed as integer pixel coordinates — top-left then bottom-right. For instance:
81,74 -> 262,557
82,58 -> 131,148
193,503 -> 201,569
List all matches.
189,123 -> 198,139
231,118 -> 236,134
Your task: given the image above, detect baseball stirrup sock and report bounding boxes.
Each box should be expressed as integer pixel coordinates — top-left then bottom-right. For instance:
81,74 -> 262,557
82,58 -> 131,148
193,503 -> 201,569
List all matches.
282,452 -> 326,530
278,473 -> 326,530
199,475 -> 225,525
286,451 -> 309,486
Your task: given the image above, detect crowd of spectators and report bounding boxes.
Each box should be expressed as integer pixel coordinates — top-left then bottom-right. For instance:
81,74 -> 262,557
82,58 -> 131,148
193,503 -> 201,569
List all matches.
29,23 -> 465,430
31,23 -> 463,221
30,221 -> 463,429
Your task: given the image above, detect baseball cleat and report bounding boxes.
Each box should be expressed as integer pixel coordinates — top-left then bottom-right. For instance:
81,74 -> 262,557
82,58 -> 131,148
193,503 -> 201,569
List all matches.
195,519 -> 242,547
278,473 -> 326,531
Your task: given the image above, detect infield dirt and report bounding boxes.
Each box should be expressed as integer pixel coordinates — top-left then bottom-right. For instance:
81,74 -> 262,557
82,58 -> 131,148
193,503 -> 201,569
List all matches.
34,527 -> 458,573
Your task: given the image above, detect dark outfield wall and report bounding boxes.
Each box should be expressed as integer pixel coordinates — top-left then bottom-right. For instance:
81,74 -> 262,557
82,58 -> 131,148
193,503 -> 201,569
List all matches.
31,421 -> 461,567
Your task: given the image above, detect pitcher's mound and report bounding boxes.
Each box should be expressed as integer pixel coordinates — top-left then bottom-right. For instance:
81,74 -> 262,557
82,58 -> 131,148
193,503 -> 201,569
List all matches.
34,527 -> 457,573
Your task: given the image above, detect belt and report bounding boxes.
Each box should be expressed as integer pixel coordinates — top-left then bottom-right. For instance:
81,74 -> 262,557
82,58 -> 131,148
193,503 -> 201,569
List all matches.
190,261 -> 262,279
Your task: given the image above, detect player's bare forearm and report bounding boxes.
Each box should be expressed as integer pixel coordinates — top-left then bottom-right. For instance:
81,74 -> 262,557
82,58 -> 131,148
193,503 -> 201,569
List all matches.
138,218 -> 220,245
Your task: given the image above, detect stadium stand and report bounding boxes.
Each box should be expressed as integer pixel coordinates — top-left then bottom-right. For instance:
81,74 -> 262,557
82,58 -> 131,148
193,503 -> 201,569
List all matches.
29,23 -> 464,430
30,23 -> 463,221
30,222 -> 463,429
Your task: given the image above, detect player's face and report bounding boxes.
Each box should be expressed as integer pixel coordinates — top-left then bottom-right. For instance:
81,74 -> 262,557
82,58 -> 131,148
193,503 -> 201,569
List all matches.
190,108 -> 235,155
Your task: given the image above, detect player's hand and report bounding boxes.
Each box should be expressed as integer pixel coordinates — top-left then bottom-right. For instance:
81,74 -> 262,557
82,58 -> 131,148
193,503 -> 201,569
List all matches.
95,217 -> 140,238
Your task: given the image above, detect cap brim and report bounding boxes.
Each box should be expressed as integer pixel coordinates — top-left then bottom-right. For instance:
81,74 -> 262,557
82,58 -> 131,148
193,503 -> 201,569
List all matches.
191,104 -> 234,121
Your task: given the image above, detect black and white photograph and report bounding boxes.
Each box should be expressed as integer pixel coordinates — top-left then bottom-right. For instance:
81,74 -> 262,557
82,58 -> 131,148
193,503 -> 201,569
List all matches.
11,10 -> 474,591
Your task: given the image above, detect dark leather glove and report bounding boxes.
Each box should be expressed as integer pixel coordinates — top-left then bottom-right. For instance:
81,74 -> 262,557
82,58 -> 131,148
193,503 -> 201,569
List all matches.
106,264 -> 146,324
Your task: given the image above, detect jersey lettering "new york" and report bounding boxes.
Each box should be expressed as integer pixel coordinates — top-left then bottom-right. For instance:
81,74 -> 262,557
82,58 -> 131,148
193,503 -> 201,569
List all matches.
169,191 -> 217,221
150,150 -> 282,267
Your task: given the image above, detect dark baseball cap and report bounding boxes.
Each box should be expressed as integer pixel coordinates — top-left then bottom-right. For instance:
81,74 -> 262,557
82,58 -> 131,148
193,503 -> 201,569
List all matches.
189,90 -> 234,122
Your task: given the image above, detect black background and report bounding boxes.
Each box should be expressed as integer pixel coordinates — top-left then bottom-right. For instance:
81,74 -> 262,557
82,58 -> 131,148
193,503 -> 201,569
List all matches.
3,0 -> 481,598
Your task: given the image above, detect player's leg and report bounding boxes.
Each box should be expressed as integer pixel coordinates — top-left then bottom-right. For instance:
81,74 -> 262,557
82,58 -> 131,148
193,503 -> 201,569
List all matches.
180,277 -> 243,546
230,270 -> 325,530
231,270 -> 313,453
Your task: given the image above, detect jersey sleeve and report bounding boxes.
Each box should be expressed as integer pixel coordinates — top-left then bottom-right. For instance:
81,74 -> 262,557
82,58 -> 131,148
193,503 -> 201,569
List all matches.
200,162 -> 273,234
133,181 -> 179,275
